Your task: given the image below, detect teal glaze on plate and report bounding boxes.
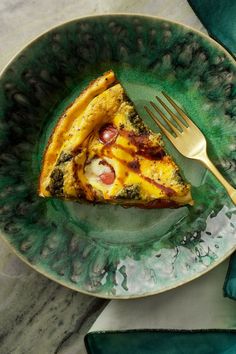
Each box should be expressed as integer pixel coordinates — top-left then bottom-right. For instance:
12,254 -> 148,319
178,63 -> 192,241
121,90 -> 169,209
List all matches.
0,15 -> 235,298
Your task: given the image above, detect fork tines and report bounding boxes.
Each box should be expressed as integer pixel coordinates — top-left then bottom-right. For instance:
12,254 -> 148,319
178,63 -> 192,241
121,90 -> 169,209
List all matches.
144,92 -> 192,138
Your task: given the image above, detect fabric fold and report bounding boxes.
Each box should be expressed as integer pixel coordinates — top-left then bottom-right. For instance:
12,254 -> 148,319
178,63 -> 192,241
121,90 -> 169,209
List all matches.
85,330 -> 236,354
187,0 -> 236,56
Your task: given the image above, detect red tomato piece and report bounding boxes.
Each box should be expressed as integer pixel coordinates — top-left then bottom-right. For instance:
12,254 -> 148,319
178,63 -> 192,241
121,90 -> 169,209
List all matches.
99,171 -> 115,185
99,124 -> 118,144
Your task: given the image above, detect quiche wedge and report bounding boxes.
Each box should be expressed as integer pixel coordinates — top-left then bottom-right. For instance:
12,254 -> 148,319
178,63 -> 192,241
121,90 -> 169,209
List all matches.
39,70 -> 193,208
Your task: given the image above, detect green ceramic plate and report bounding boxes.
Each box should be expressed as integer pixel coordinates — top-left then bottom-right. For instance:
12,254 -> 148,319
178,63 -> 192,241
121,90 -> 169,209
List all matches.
0,15 -> 235,299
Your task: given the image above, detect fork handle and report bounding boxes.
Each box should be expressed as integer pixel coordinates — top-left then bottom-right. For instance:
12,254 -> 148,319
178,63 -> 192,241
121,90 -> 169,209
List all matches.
200,153 -> 236,205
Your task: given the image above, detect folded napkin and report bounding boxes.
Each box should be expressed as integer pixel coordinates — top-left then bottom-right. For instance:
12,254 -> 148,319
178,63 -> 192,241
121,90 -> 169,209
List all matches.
188,0 -> 236,301
85,262 -> 236,353
188,0 -> 236,56
224,252 -> 236,300
85,330 -> 236,354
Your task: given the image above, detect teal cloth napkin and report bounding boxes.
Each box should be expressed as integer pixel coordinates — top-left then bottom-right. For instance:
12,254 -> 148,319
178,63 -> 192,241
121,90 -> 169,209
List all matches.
188,0 -> 236,301
188,0 -> 236,56
85,330 -> 236,354
224,253 -> 236,300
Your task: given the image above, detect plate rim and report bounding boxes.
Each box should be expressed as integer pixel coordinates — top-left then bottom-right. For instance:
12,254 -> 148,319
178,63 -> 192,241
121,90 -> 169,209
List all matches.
1,13 -> 236,79
0,13 -> 236,299
1,233 -> 235,299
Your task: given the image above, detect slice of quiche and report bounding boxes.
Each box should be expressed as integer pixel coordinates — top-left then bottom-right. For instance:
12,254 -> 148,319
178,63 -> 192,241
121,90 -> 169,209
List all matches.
39,70 -> 193,208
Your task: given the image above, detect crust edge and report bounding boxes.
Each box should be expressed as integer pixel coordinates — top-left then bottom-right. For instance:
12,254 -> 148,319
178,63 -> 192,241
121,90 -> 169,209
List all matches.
38,70 -> 117,196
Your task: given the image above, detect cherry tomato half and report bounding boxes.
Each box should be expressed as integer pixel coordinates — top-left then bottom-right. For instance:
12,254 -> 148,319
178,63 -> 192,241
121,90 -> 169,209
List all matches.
99,124 -> 118,144
99,171 -> 115,185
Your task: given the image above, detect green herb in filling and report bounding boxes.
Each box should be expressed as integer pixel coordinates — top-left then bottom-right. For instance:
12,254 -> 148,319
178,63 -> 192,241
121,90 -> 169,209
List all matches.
47,168 -> 64,196
117,184 -> 141,200
57,151 -> 73,165
128,108 -> 149,134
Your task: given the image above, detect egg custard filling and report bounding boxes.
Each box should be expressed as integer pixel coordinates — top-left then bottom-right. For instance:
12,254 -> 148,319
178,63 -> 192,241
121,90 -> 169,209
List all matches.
39,70 -> 193,208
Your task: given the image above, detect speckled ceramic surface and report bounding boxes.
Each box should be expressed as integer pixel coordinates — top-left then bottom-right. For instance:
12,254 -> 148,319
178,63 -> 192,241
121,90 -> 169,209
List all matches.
0,15 -> 235,299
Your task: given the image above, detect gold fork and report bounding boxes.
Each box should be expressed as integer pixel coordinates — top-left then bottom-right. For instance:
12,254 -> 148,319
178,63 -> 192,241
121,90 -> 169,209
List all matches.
144,92 -> 236,205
